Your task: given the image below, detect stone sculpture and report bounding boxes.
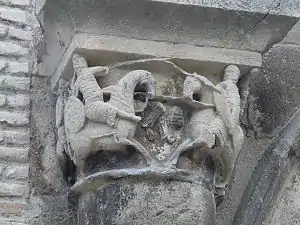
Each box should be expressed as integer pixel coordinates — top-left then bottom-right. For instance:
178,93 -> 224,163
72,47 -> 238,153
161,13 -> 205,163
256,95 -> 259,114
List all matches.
55,55 -> 250,224
57,53 -> 156,177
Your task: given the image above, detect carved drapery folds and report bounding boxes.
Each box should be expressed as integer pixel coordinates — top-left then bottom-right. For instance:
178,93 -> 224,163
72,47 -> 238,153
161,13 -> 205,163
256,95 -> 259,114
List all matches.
55,53 -> 251,201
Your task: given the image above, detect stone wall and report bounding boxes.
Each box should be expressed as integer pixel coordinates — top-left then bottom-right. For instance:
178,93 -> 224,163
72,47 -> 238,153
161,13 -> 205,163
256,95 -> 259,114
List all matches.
0,0 -> 33,224
216,21 -> 300,225
0,0 -> 298,224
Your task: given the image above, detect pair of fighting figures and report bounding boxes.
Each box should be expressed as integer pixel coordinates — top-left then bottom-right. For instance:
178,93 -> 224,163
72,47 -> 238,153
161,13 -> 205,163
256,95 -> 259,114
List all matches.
57,53 -> 245,192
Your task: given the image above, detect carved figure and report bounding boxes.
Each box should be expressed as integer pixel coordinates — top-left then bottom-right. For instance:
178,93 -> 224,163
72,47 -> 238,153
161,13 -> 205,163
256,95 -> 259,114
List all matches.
183,65 -> 244,188
184,73 -> 220,149
211,65 -> 244,187
62,54 -> 156,176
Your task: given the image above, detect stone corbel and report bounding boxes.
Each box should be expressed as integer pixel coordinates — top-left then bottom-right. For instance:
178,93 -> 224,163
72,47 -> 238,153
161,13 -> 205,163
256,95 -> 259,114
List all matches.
52,33 -> 261,224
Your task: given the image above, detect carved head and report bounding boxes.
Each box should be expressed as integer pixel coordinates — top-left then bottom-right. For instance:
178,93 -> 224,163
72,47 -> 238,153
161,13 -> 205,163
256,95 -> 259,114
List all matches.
183,75 -> 202,100
72,53 -> 88,73
223,65 -> 240,83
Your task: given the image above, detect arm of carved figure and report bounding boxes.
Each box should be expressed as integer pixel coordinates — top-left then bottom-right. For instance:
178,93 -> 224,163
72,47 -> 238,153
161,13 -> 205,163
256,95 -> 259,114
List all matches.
191,73 -> 221,93
72,53 -> 104,103
117,109 -> 141,122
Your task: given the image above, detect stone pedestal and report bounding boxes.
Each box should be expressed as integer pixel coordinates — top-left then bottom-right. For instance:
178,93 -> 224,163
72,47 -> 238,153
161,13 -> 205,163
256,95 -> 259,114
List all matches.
32,1 -> 300,225
78,181 -> 215,225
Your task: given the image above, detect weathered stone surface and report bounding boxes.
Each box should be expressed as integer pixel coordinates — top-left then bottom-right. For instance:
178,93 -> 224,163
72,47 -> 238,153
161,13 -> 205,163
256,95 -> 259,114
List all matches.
0,94 -> 6,106
7,95 -> 30,107
217,43 -> 300,225
0,7 -> 29,25
41,0 -> 299,52
0,111 -> 29,125
0,182 -> 27,197
78,181 -> 215,225
234,108 -> 300,225
0,147 -> 28,163
8,27 -> 32,41
0,0 -> 30,7
0,130 -> 29,144
0,76 -> 30,91
0,218 -> 28,225
1,164 -> 29,180
0,24 -> 8,37
0,59 -> 7,71
0,41 -> 28,56
0,199 -> 27,216
266,161 -> 300,225
282,21 -> 300,45
7,62 -> 29,75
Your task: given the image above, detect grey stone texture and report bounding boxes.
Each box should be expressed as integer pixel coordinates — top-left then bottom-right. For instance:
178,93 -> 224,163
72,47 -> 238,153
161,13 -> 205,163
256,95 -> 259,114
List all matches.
216,27 -> 300,225
266,160 -> 300,225
78,181 -> 215,225
38,0 -> 298,77
3,0 -> 297,225
0,0 -> 32,224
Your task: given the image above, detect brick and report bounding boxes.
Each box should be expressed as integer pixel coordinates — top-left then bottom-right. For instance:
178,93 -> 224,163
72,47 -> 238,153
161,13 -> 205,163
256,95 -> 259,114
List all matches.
0,0 -> 30,6
0,200 -> 27,216
0,94 -> 6,106
0,76 -> 30,91
7,62 -> 28,75
0,130 -> 29,144
0,218 -> 28,225
0,7 -> 29,25
0,59 -> 7,71
0,182 -> 27,197
0,24 -> 8,37
8,27 -> 32,41
0,111 -> 29,125
0,146 -> 28,163
0,41 -> 28,57
7,95 -> 30,107
2,164 -> 29,180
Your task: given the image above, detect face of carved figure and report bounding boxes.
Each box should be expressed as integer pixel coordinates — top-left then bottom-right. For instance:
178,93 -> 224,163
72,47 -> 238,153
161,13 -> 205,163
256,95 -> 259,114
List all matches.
135,70 -> 156,99
72,53 -> 88,72
223,65 -> 240,84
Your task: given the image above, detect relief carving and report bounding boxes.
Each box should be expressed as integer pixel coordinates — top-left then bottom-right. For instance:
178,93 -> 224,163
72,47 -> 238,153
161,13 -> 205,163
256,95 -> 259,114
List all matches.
55,54 -> 252,200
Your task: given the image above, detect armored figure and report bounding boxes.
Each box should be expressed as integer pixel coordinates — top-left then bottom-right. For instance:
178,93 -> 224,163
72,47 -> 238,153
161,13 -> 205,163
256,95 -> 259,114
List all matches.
58,54 -> 156,177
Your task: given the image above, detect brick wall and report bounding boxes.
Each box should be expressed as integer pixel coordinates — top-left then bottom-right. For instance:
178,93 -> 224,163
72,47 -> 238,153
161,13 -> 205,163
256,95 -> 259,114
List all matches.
0,0 -> 33,224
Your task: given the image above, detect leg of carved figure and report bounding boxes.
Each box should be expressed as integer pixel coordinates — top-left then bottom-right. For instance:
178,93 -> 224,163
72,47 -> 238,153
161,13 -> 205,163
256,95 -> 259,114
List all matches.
76,160 -> 86,179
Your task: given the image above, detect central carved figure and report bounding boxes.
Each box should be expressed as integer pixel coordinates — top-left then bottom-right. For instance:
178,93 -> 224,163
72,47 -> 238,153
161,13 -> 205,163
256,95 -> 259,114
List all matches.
55,53 -> 248,224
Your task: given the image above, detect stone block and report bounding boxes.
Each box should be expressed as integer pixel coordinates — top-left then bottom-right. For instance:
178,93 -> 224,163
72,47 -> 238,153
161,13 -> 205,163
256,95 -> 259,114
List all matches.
0,182 -> 27,197
0,130 -> 29,144
0,0 -> 30,6
0,199 -> 27,216
7,62 -> 29,75
0,24 -> 8,37
0,94 -> 6,106
0,41 -> 28,57
2,164 -> 29,180
0,7 -> 29,25
0,146 -> 28,163
0,76 -> 30,91
8,27 -> 32,41
0,111 -> 29,125
7,95 -> 30,107
217,44 -> 300,225
0,59 -> 8,71
0,218 -> 28,225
